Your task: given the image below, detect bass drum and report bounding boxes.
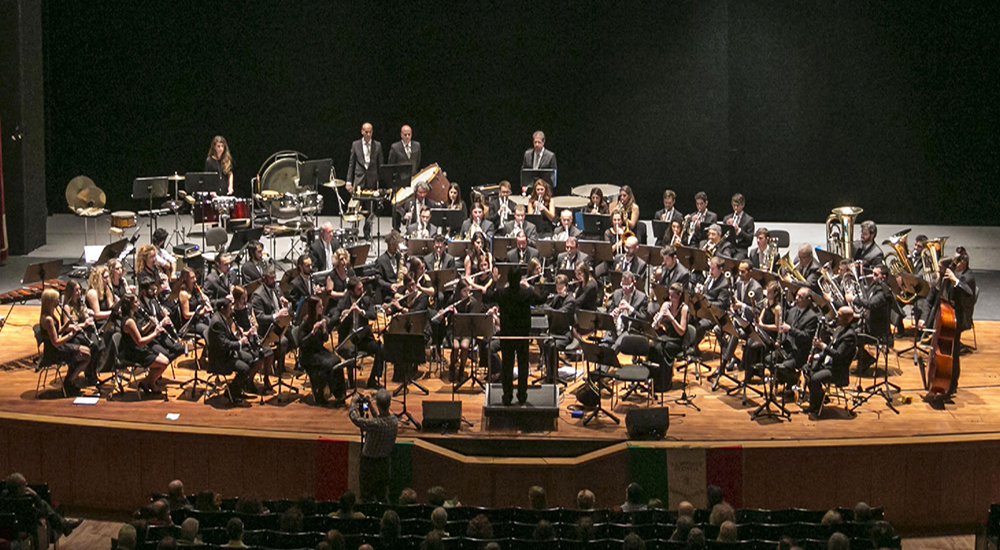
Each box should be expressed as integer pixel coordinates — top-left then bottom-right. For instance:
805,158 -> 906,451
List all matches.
410,163 -> 450,204
260,156 -> 302,196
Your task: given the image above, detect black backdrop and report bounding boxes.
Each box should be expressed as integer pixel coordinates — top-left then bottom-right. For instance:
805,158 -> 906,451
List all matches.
41,0 -> 999,226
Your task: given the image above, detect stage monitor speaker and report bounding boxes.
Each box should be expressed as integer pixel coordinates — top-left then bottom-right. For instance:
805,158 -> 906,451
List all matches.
575,383 -> 600,408
422,400 -> 462,432
625,407 -> 670,441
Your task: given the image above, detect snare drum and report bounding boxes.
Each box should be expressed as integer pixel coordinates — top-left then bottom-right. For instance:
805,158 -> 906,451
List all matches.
230,198 -> 252,221
193,201 -> 218,224
111,211 -> 136,228
298,191 -> 323,213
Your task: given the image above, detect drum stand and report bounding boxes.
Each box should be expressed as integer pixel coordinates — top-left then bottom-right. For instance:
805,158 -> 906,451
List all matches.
281,201 -> 311,264
167,206 -> 187,247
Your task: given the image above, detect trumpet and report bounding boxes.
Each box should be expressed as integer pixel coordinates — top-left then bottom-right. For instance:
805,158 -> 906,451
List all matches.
682,212 -> 702,244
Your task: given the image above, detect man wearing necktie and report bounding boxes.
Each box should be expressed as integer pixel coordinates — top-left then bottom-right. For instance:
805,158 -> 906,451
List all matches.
388,125 -> 422,179
521,130 -> 558,190
346,122 -> 383,239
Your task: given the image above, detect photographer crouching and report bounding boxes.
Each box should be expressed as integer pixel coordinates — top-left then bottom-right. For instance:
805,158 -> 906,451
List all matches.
348,389 -> 398,502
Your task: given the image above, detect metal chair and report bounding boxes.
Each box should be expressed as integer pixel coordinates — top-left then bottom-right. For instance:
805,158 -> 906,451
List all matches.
613,334 -> 656,408
106,332 -> 146,401
32,324 -> 66,398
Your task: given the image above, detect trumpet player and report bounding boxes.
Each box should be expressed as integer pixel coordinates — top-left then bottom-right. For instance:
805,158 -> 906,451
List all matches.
722,193 -> 755,259
556,236 -> 591,271
685,191 -> 718,247
655,245 -> 691,291
488,180 -> 515,227
502,204 -> 538,246
459,202 -> 496,240
603,270 -> 649,348
653,189 -> 684,225
552,209 -> 581,241
853,220 -> 885,268
527,179 -> 555,224
406,206 -> 438,239
615,235 -> 648,280
506,231 -> 540,264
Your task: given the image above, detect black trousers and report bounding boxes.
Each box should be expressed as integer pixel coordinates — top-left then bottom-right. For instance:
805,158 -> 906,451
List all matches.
338,337 -> 384,385
501,338 -> 530,403
359,454 -> 391,503
303,349 -> 346,402
807,367 -> 833,412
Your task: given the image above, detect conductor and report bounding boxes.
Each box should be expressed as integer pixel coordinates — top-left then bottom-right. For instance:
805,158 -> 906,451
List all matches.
487,268 -> 546,405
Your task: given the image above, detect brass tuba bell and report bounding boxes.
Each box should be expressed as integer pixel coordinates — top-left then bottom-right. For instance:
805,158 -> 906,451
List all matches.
825,206 -> 863,259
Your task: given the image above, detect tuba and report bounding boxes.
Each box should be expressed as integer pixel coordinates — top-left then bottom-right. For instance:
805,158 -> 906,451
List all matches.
825,206 -> 863,259
882,228 -> 914,276
761,237 -> 779,273
921,237 -> 948,284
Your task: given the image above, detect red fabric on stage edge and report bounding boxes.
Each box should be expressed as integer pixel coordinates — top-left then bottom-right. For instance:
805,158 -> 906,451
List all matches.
706,446 -> 743,508
316,438 -> 350,502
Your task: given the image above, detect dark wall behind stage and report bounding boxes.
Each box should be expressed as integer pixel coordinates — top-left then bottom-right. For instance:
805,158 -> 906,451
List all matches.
41,0 -> 999,227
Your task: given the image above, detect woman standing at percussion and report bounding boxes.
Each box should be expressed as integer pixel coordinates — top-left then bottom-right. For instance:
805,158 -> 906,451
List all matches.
205,135 -> 234,195
297,296 -> 345,406
585,187 -> 609,215
39,289 -> 89,396
527,179 -> 555,224
118,294 -> 171,396
445,182 -> 468,219
610,185 -> 640,233
86,266 -> 115,323
62,280 -> 105,385
232,285 -> 273,393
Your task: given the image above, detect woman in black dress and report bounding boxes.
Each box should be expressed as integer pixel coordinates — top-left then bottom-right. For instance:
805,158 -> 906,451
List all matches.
438,280 -> 479,383
62,280 -> 105,385
297,296 -> 345,405
573,263 -> 600,312
652,282 -> 689,362
39,288 -> 90,396
118,294 -> 171,396
205,135 -> 234,195
232,285 -> 273,392
584,187 -> 609,215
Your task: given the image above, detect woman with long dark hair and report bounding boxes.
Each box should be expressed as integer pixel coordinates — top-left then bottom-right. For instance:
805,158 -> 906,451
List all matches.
205,135 -> 234,194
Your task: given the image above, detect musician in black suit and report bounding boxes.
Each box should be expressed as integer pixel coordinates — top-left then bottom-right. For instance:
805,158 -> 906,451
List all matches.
694,257 -> 732,347
333,276 -> 384,389
502,205 -> 538,245
288,255 -> 316,316
251,267 -> 292,376
790,243 -> 822,293
604,271 -> 649,347
704,224 -> 736,260
310,223 -> 342,273
655,245 -> 691,291
556,237 -> 591,271
240,241 -> 266,284
552,209 -> 581,241
396,183 -> 442,230
521,130 -> 557,173
805,306 -> 857,418
487,268 -> 547,405
460,202 -> 496,239
721,193 -> 755,259
853,221 -> 885,267
777,286 -> 821,386
406,207 -> 439,239
488,180 -> 516,228
574,263 -> 600,311
847,264 -> 892,371
506,232 -> 540,264
346,122 -> 383,239
653,189 -> 684,225
204,253 -> 234,306
684,191 -> 719,247
387,124 -> 421,177
748,228 -> 775,272
374,231 -> 406,303
540,275 -> 578,380
207,299 -> 260,402
424,234 -> 457,272
919,251 -> 976,394
614,235 -> 648,281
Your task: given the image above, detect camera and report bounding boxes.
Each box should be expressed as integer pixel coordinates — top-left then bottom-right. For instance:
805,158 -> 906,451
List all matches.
358,394 -> 371,415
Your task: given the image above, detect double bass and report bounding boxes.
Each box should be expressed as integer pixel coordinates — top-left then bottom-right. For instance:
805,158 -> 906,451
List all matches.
925,271 -> 958,395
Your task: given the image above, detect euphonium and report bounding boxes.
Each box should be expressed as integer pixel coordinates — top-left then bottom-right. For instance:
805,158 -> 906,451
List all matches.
818,263 -> 846,307
825,206 -> 863,259
921,237 -> 948,284
777,253 -> 807,283
882,228 -> 914,275
762,237 -> 779,272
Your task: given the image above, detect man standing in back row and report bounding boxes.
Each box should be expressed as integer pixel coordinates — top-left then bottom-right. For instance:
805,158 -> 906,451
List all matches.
521,130 -> 557,190
388,124 -> 421,178
346,122 -> 383,239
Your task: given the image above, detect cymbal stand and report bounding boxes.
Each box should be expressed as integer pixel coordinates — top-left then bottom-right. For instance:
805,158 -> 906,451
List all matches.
281,198 -> 310,263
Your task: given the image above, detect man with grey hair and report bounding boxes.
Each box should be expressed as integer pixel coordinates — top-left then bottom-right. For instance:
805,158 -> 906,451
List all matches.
178,517 -> 201,545
349,389 -> 399,502
310,222 -> 341,273
166,479 -> 192,512
2,473 -> 81,537
522,130 -> 557,172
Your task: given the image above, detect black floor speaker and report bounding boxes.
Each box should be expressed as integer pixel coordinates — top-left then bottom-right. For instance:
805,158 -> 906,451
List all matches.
422,400 -> 463,432
625,407 -> 671,440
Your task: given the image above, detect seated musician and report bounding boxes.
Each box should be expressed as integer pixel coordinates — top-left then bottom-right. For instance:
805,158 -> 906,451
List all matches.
151,228 -> 177,278
467,254 -> 496,298
374,231 -> 406,304
387,269 -> 432,320
39,288 -> 89,396
721,193 -> 755,260
541,274 -> 578,379
461,201 -> 496,239
435,279 -> 479,383
241,240 -> 267,284
655,245 -> 691,291
556,236 -> 590,272
804,306 -> 858,419
693,257 -> 732,348
716,261 -> 762,369
787,243 -> 821,292
745,281 -> 783,371
615,235 -> 648,280
909,234 -> 928,278
488,180 -> 515,228
62,280 -> 105,385
118,293 -> 171,397
425,234 -> 456,272
654,189 -> 684,226
527,178 -> 556,225
684,191 -> 718,247
310,222 -> 342,273
526,258 -> 544,285
251,266 -> 291,384
106,259 -> 131,301
328,248 -> 356,305
853,220 -> 885,267
650,282 -> 689,368
463,232 -> 492,275
297,296 -> 345,406
704,223 -> 736,260
604,270 -> 649,348
502,205 -> 538,246
748,228 -> 775,272
776,287 -> 820,387
396,182 -> 440,231
288,254 -> 318,316
506,231 -> 540,264
445,182 -> 468,220
232,285 -> 273,393
574,262 -> 600,312
584,187 -> 609,215
135,244 -> 165,289
137,276 -> 186,363
918,250 -> 976,393
177,267 -> 212,339
406,206 -> 438,239
204,253 -> 235,304
86,266 -> 116,324
731,260 -> 763,307
552,209 -> 581,241
604,210 -> 628,248
656,218 -> 685,248
333,276 -> 384,389
610,185 -> 642,242
207,297 -> 262,402
846,264 -> 892,372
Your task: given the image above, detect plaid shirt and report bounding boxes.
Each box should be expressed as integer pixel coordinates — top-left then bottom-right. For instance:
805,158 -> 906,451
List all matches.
349,400 -> 399,458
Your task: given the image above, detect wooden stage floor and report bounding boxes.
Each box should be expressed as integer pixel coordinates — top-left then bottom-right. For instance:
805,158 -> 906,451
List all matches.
1,304 -> 998,450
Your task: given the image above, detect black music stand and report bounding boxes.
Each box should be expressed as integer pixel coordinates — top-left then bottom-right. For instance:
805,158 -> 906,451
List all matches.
386,311 -> 429,396
579,340 -> 620,425
651,220 -> 672,244
651,284 -> 669,304
535,239 -> 566,261
576,310 -> 615,342
263,320 -> 298,401
577,240 -> 614,264
428,209 -> 464,237
581,214 -> 612,236
132,176 -> 171,241
453,313 -> 494,392
492,237 -> 516,261
379,163 -> 412,190
675,246 -> 709,272
95,239 -> 129,267
185,172 -> 223,195
815,249 -> 845,270
299,158 -> 333,189
524,213 -> 549,237
447,240 -> 470,259
346,243 -> 370,267
540,309 -> 572,386
636,245 -> 663,267
428,269 -> 459,293
521,168 -> 556,189
22,259 -> 63,286
749,268 -> 780,287
404,238 -> 433,258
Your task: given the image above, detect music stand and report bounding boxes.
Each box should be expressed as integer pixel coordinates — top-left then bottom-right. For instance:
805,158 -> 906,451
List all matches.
405,238 -> 433,258
346,243 -> 370,267
378,163 -> 412,190
636,245 -> 663,267
575,310 -> 616,342
132,176 -> 171,241
892,272 -> 932,359
541,309 -> 573,386
447,240 -> 470,259
675,246 -> 709,272
22,260 -> 63,285
428,269 -> 459,293
521,168 -> 556,189
578,340 -> 620,425
299,158 -> 333,189
453,313 -> 494,392
815,249 -> 845,269
524,214 -> 548,237
577,240 -> 615,264
227,226 -> 264,254
749,268 -> 779,287
185,172 -> 223,195
429,209 -> 464,237
95,239 -> 129,266
386,311 -> 429,394
651,220 -> 672,243
492,237 -> 516,261
581,214 -> 612,236
262,318 -> 298,400
535,239 -> 566,261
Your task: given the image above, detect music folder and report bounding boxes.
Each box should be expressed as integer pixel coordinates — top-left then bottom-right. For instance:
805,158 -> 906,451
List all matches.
521,168 -> 556,189
379,163 -> 413,189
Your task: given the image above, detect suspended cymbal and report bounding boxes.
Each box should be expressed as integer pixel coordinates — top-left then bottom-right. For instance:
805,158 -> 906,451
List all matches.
161,200 -> 184,212
322,178 -> 347,189
65,175 -> 96,209
167,173 -> 185,181
73,186 -> 107,210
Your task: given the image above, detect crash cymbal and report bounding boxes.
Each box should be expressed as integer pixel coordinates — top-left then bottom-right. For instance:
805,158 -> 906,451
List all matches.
161,200 -> 184,212
167,173 -> 185,181
342,214 -> 366,223
322,178 -> 347,189
65,175 -> 96,209
73,186 -> 107,210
